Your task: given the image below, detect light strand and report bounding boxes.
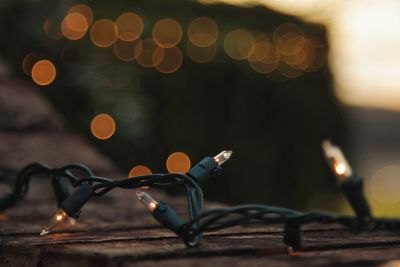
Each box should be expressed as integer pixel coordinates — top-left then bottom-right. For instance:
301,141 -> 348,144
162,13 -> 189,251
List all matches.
0,151 -> 231,236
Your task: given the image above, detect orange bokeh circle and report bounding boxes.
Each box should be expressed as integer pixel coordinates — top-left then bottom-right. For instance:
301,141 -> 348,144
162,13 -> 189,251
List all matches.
116,12 -> 143,41
135,38 -> 164,68
152,18 -> 182,48
187,17 -> 219,47
154,46 -> 183,74
90,19 -> 118,48
166,152 -> 191,173
31,60 -> 56,86
129,165 -> 152,178
90,114 -> 116,140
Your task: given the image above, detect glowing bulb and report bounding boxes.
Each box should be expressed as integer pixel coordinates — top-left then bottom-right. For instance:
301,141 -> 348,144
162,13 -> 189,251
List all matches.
40,209 -> 68,236
322,140 -> 352,180
335,163 -> 346,175
213,150 -> 233,166
136,191 -> 158,212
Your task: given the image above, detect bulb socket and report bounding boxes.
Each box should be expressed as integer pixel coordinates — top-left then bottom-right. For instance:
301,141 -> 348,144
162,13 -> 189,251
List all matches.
187,157 -> 219,183
152,202 -> 186,235
340,175 -> 371,228
52,176 -> 71,207
60,183 -> 93,218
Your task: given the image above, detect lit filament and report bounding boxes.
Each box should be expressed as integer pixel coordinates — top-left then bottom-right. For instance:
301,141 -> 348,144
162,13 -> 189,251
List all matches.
322,140 -> 352,180
213,150 -> 233,166
334,162 -> 347,176
136,191 -> 159,212
40,209 -> 68,236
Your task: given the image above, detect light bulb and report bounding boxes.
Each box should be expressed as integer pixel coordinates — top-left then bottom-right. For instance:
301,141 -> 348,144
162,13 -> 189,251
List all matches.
334,162 -> 347,176
322,140 -> 352,180
136,191 -> 188,240
40,209 -> 68,236
136,191 -> 159,212
213,150 -> 233,166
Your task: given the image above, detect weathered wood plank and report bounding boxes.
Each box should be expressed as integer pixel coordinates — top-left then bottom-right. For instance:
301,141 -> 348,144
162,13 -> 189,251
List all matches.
3,230 -> 400,267
117,247 -> 400,267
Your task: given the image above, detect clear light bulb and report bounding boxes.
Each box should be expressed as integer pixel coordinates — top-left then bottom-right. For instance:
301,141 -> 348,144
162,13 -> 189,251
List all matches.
136,191 -> 159,212
40,209 -> 68,236
322,140 -> 352,180
213,150 -> 233,166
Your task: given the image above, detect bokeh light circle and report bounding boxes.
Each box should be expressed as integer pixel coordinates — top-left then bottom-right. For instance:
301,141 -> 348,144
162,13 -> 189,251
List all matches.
166,152 -> 191,173
65,13 -> 88,32
31,60 -> 56,86
187,17 -> 219,47
272,23 -> 303,44
152,18 -> 182,48
224,29 -> 255,60
116,12 -> 143,41
186,41 -> 217,63
135,38 -> 164,68
154,46 -> 183,74
248,44 -> 279,74
248,32 -> 272,62
128,165 -> 152,178
90,19 -> 118,48
280,38 -> 309,66
68,4 -> 93,26
90,114 -> 116,140
61,13 -> 88,40
290,40 -> 317,71
276,33 -> 306,57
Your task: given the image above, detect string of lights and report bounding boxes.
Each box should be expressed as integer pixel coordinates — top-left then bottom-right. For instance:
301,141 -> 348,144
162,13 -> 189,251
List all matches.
2,141 -> 400,250
0,150 -> 233,239
136,141 -> 400,250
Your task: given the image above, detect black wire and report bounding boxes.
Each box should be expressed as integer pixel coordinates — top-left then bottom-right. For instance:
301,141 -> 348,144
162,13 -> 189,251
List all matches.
81,172 -> 204,243
180,204 -> 400,246
0,162 -> 205,244
0,163 -> 203,214
50,163 -> 97,185
3,162 -> 400,249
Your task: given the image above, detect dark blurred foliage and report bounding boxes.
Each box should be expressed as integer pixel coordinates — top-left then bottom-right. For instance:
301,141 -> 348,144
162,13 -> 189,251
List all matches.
0,0 -> 347,210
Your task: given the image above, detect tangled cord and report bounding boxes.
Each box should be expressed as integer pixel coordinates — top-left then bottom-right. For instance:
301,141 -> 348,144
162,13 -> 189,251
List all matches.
178,204 -> 400,248
79,172 -> 204,235
134,143 -> 400,248
2,147 -> 400,250
0,162 -> 203,232
0,162 -> 101,211
0,151 -> 230,238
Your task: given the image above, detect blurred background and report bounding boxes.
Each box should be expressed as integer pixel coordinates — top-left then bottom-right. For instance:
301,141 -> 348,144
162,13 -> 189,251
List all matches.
0,0 -> 399,215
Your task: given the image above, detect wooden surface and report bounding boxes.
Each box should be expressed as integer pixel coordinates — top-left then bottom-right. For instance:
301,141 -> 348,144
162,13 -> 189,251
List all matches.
1,80 -> 400,267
